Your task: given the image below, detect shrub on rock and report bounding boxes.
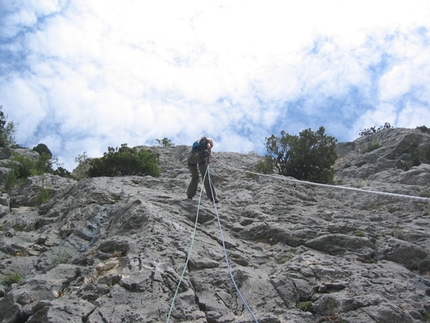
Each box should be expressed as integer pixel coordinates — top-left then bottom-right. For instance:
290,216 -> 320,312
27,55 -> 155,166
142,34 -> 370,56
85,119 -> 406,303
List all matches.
88,144 -> 160,177
264,126 -> 337,184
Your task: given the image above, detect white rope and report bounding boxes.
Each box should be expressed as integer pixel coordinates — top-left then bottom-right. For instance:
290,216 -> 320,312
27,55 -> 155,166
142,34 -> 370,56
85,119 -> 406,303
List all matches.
208,165 -> 259,323
166,167 -> 208,323
213,155 -> 430,202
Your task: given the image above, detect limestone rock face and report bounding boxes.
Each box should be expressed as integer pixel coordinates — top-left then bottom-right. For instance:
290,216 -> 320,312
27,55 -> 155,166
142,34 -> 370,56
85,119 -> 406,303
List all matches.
0,130 -> 430,323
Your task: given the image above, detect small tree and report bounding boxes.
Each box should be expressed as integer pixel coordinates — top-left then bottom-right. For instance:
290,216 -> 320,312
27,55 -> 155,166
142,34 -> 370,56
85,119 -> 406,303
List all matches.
155,137 -> 175,147
359,122 -> 393,137
88,144 -> 160,177
0,106 -> 17,147
75,152 -> 88,164
416,125 -> 430,133
265,126 -> 338,184
33,143 -> 52,158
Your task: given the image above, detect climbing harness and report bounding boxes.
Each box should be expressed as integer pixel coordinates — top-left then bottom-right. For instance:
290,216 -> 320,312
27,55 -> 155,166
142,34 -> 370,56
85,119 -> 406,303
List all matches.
167,165 -> 259,323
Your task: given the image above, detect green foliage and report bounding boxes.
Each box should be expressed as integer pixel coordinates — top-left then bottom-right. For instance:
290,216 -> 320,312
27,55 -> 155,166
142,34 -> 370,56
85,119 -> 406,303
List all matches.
359,122 -> 393,137
254,157 -> 275,174
274,255 -> 288,264
32,143 -> 52,158
419,189 -> 430,198
4,148 -> 73,185
3,153 -> 58,193
73,152 -> 90,179
365,142 -> 381,153
4,169 -> 19,193
7,155 -> 32,178
75,151 -> 88,164
52,166 -> 71,177
35,153 -> 54,174
12,223 -> 24,231
416,125 -> 430,133
50,249 -> 71,267
0,106 -> 17,147
155,137 -> 175,147
88,144 -> 160,177
297,300 -> 314,313
265,126 -> 337,184
274,248 -> 297,265
39,187 -> 53,205
8,153 -> 52,178
392,227 -> 411,241
244,172 -> 257,179
396,146 -> 429,171
1,272 -> 23,286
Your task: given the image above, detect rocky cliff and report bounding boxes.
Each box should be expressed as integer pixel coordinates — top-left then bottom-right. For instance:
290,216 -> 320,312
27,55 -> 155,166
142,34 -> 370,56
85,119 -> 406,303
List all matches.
0,128 -> 430,323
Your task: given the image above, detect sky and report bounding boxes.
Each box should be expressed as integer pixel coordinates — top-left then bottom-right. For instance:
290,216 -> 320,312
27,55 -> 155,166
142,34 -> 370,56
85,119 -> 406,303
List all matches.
1,0 -> 430,171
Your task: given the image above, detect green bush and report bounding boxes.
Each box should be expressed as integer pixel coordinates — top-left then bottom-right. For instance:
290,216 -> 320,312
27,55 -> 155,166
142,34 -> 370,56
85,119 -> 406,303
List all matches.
365,142 -> 381,153
9,156 -> 32,178
155,137 -> 175,147
254,157 -> 275,174
52,166 -> 71,177
2,152 -> 70,194
39,187 -> 54,205
12,223 -> 24,231
416,125 -> 429,133
297,300 -> 314,313
35,153 -> 54,174
265,126 -> 337,184
3,141 -> 71,182
33,143 -> 52,158
396,146 -> 427,171
4,169 -> 19,193
7,152 -> 52,179
1,273 -> 23,286
359,122 -> 393,137
0,106 -> 17,147
88,144 -> 160,177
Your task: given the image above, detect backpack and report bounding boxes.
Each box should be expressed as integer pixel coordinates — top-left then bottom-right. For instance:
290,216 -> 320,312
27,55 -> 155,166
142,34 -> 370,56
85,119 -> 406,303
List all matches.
192,139 -> 209,158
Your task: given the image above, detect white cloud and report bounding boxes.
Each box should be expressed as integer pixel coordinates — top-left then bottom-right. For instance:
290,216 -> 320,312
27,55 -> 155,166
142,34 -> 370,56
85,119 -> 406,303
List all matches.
398,104 -> 430,129
0,0 -> 63,38
1,0 -> 430,170
0,77 -> 47,143
353,103 -> 397,132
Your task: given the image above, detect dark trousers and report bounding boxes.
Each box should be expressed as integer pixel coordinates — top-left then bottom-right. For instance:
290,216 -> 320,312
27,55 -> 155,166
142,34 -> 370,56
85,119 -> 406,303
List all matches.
187,152 -> 216,199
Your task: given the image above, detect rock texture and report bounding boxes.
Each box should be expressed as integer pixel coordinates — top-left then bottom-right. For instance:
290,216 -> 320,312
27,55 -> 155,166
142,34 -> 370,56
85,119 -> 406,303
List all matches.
0,128 -> 430,323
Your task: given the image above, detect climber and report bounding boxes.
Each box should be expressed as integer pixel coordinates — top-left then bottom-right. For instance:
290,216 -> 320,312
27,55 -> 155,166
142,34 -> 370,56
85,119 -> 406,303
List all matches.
186,136 -> 219,203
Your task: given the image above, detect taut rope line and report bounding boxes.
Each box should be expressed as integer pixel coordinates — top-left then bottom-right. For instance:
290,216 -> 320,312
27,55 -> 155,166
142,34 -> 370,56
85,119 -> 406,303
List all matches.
167,164 -> 259,323
168,151 -> 428,322
213,155 -> 430,202
166,167 -> 208,323
208,165 -> 259,323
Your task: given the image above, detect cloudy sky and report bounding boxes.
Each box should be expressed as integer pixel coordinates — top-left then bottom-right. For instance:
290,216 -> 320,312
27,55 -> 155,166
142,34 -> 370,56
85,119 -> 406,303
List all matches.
1,0 -> 430,171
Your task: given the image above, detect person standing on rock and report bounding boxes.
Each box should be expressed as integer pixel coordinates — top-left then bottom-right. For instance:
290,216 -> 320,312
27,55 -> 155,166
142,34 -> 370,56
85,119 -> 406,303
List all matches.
186,136 -> 219,203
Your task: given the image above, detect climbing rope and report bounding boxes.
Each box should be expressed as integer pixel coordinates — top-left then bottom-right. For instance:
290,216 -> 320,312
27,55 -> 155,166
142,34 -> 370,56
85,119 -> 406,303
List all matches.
167,164 -> 259,323
167,152 -> 428,322
212,155 -> 430,202
208,165 -> 259,323
166,167 -> 208,323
